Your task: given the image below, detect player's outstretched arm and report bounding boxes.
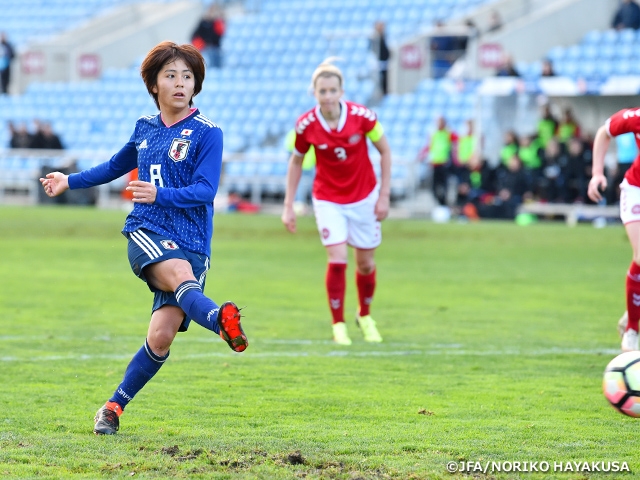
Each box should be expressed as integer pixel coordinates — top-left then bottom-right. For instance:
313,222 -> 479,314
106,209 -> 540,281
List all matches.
373,135 -> 392,221
39,172 -> 69,197
282,152 -> 304,233
587,125 -> 611,203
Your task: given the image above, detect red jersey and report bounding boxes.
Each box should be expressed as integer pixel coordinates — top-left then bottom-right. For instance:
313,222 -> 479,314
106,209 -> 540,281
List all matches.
607,108 -> 640,186
294,100 -> 378,204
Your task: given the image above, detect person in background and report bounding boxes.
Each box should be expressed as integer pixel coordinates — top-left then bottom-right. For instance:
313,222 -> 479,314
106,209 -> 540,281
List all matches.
8,122 -> 33,148
0,32 -> 15,94
418,116 -> 458,206
538,138 -> 564,202
370,21 -> 390,96
285,128 -> 316,215
557,107 -> 581,145
191,4 -> 226,69
281,59 -> 391,346
537,104 -> 558,149
563,137 -> 590,203
588,106 -> 640,352
541,59 -> 555,77
495,54 -> 519,77
517,134 -> 543,196
479,155 -> 531,219
454,119 -> 478,201
31,120 -> 64,150
500,130 -> 519,167
612,0 -> 640,30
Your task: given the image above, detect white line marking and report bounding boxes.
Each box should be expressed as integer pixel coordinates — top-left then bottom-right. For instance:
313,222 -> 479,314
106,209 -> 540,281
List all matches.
0,347 -> 622,363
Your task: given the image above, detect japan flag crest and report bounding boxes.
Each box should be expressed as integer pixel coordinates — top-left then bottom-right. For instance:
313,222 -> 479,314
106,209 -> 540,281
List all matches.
168,138 -> 191,161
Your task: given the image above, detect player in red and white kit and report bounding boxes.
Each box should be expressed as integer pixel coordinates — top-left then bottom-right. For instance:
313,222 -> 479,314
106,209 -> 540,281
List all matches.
589,107 -> 640,352
281,59 -> 392,345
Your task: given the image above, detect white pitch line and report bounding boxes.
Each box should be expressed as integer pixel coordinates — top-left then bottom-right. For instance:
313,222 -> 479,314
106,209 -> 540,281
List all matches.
0,347 -> 622,363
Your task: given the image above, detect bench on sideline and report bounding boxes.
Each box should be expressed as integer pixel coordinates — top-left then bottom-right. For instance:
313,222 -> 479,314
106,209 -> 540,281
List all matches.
518,202 -> 620,227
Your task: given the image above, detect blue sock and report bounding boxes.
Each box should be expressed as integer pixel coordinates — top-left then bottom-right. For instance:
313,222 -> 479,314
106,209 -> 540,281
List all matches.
175,280 -> 220,333
109,340 -> 168,410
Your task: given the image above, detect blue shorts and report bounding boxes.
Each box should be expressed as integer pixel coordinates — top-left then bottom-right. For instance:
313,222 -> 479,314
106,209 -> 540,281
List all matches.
126,228 -> 210,332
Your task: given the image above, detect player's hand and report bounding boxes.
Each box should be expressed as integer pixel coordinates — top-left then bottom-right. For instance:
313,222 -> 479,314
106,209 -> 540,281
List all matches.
39,172 -> 69,197
281,204 -> 297,233
127,180 -> 157,204
587,174 -> 607,203
375,194 -> 390,221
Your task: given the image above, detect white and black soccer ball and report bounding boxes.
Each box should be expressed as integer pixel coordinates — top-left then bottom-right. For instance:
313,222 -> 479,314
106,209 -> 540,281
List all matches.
603,351 -> 640,417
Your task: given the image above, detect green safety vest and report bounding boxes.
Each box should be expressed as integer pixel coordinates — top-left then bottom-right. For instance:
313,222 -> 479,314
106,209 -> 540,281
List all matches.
430,129 -> 453,165
470,170 -> 482,188
557,122 -> 576,143
500,143 -> 518,166
458,135 -> 476,164
537,118 -> 556,147
518,140 -> 542,169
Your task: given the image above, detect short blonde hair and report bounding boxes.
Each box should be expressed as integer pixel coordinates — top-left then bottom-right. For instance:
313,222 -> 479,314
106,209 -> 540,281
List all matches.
311,57 -> 344,88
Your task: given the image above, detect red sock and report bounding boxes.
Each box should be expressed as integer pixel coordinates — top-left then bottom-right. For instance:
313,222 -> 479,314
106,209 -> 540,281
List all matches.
627,262 -> 640,332
356,269 -> 376,317
326,262 -> 347,324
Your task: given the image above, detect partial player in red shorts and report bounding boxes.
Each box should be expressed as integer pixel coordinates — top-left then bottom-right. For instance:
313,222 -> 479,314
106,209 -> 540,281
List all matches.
589,107 -> 640,352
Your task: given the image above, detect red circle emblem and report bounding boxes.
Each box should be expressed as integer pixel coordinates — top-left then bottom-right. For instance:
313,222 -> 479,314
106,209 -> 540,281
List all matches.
632,205 -> 640,215
322,228 -> 330,239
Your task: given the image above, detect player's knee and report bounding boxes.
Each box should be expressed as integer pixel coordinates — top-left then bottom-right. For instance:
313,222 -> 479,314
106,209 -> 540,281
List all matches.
147,329 -> 175,355
357,259 -> 375,275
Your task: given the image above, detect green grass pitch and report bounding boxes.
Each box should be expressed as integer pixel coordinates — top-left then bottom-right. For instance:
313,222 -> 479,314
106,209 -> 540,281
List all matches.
0,205 -> 637,479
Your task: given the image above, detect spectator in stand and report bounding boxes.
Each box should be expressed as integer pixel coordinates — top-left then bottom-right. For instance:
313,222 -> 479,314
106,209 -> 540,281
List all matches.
479,155 -> 531,219
517,134 -> 543,197
418,116 -> 458,206
370,21 -> 390,96
455,119 -> 478,188
612,0 -> 640,30
563,137 -> 591,203
457,155 -> 496,220
0,32 -> 15,95
541,59 -> 555,77
487,10 -> 503,33
537,104 -> 558,148
8,122 -> 32,148
500,130 -> 519,167
538,138 -> 565,202
31,120 -> 64,150
495,54 -> 519,77
557,107 -> 581,145
191,4 -> 226,69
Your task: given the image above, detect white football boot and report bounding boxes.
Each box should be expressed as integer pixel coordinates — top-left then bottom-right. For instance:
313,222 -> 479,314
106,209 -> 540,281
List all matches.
618,311 -> 628,338
621,329 -> 639,352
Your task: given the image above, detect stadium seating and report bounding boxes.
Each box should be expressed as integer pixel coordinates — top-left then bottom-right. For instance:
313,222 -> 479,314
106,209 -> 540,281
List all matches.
526,28 -> 640,80
3,0 -> 180,48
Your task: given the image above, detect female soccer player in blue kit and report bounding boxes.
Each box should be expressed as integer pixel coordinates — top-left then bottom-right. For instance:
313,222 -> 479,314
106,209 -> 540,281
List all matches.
39,41 -> 248,435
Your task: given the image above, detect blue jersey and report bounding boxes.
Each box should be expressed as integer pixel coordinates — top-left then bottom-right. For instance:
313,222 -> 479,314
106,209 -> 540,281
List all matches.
68,109 -> 222,256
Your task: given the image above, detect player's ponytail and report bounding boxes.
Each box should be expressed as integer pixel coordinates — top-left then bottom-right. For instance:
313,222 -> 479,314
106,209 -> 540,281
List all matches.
311,57 -> 344,89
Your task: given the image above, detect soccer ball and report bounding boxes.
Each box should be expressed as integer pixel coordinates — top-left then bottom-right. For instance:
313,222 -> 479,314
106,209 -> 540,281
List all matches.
603,351 -> 640,417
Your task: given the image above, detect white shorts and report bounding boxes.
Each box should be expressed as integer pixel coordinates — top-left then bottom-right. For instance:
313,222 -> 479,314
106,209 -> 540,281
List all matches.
312,188 -> 381,249
620,179 -> 640,225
